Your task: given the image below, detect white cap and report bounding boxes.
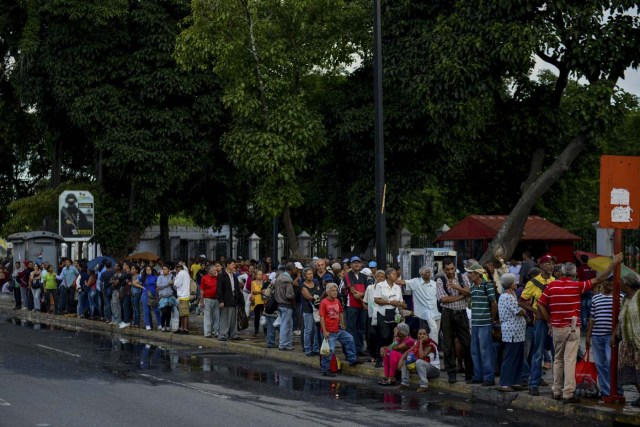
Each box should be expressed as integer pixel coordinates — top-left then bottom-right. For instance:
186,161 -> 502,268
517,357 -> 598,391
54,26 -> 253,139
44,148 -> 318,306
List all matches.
294,261 -> 304,270
361,268 -> 372,276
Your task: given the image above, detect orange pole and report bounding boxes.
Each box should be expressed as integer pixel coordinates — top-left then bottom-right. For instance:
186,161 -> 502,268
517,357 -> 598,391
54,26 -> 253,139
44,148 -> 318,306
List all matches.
604,229 -> 624,404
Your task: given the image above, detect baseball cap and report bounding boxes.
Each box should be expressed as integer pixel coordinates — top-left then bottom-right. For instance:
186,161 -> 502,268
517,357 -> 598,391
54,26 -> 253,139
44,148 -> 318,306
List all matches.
322,273 -> 335,283
537,253 -> 557,265
361,268 -> 372,276
368,261 -> 377,268
294,261 -> 304,270
464,262 -> 485,274
342,258 -> 350,264
350,256 -> 362,263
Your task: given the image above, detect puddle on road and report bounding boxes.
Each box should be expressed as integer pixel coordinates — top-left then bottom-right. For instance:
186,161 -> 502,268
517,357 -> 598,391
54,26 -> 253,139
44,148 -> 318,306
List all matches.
2,316 -> 605,425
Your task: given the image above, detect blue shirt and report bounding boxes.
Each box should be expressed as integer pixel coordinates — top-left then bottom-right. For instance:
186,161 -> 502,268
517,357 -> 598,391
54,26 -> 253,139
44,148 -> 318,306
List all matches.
56,266 -> 79,288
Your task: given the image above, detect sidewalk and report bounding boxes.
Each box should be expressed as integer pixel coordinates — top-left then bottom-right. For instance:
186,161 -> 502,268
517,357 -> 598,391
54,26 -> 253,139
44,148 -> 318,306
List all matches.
1,295 -> 638,425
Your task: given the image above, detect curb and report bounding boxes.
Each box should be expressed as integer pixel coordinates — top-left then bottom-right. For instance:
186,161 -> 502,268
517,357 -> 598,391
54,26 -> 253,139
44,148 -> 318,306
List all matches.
2,305 -> 639,425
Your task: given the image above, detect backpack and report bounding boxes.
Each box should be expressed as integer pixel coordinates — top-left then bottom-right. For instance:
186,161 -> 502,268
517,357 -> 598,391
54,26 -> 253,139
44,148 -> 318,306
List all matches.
264,283 -> 278,314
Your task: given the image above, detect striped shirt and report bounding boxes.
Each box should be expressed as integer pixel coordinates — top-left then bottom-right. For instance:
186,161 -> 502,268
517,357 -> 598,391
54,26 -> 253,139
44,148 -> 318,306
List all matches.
590,293 -> 613,336
436,273 -> 470,311
469,280 -> 496,326
538,277 -> 592,328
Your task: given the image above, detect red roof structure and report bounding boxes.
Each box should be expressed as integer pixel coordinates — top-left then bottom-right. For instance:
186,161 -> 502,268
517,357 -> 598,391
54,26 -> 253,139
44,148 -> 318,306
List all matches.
435,215 -> 581,242
434,215 -> 581,262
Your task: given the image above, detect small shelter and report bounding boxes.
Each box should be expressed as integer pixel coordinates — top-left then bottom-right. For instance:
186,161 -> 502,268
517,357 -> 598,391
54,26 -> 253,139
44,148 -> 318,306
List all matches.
434,215 -> 581,262
7,231 -> 64,265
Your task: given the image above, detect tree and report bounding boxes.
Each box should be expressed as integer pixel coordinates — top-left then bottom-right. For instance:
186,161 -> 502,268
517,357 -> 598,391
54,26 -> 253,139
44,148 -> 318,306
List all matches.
176,0 -> 369,258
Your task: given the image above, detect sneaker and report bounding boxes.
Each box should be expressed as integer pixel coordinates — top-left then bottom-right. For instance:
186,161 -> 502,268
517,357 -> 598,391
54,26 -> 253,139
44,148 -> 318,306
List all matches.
279,346 -> 295,351
293,330 -> 301,336
496,386 -> 514,392
529,387 -> 539,396
145,326 -> 151,331
562,396 -> 580,404
118,322 -> 129,329
158,326 -> 162,331
448,374 -> 457,384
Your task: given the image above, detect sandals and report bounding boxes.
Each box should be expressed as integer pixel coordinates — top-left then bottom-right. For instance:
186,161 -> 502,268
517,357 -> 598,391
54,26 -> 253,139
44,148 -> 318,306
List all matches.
378,378 -> 395,386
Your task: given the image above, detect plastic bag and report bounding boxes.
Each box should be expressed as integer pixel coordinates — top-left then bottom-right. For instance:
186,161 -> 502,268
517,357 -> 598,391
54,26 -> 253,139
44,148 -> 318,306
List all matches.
170,306 -> 180,332
394,308 -> 402,323
259,315 -> 267,327
320,338 -> 331,356
273,314 -> 281,328
575,348 -> 599,398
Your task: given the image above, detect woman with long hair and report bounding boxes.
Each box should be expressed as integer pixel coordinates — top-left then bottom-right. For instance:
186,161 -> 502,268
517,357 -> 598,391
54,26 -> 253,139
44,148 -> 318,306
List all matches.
142,265 -> 161,330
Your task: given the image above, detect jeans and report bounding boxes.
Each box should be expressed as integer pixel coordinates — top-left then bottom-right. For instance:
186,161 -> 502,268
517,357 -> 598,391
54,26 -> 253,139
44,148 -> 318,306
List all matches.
122,294 -> 131,323
521,325 -> 534,382
131,291 -> 142,326
591,334 -> 621,396
278,307 -> 294,348
471,325 -> 495,382
20,287 -> 30,310
142,294 -> 161,328
401,360 -> 440,388
500,341 -> 524,387
320,329 -> 357,373
59,286 -> 70,313
581,291 -> 592,329
77,290 -> 89,317
346,307 -> 367,354
529,320 -> 549,387
111,291 -> 122,323
102,288 -> 112,321
266,315 -> 277,347
31,288 -> 42,311
88,289 -> 99,318
203,298 -> 220,337
303,312 -> 319,355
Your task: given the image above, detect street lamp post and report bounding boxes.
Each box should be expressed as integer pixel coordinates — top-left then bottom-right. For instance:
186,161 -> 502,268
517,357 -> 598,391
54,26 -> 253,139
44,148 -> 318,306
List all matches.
373,0 -> 387,267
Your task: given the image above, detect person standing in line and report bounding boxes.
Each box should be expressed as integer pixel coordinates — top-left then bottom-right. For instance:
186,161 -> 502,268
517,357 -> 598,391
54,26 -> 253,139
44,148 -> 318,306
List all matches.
537,253 -> 622,403
200,265 -> 220,338
217,259 -> 243,341
275,262 -> 297,351
497,273 -> 527,392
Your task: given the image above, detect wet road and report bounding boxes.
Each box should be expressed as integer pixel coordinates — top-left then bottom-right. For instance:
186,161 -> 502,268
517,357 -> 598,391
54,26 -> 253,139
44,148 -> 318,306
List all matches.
0,316 -> 606,427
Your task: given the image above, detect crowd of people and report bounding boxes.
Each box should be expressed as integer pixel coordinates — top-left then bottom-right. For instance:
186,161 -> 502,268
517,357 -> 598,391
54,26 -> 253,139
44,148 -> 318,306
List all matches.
1,250 -> 639,404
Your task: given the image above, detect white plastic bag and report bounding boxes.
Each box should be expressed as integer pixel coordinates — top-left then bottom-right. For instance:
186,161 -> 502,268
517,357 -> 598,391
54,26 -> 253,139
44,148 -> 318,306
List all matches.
259,315 -> 267,327
320,338 -> 331,356
170,306 -> 180,332
273,315 -> 281,328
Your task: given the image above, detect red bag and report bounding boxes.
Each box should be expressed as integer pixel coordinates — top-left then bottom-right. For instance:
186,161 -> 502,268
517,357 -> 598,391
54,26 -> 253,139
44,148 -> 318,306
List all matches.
575,347 -> 599,398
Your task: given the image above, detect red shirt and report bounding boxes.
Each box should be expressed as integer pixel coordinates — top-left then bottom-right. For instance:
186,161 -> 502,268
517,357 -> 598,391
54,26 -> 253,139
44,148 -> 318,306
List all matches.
538,277 -> 592,328
200,275 -> 218,299
344,271 -> 367,309
320,297 -> 343,333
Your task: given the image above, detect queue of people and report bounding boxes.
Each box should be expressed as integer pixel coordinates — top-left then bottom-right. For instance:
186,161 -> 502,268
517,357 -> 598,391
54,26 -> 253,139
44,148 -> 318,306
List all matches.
2,250 -> 639,405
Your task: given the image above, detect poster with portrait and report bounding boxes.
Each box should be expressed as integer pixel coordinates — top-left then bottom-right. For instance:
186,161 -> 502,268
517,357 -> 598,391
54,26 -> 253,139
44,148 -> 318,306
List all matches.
59,190 -> 94,241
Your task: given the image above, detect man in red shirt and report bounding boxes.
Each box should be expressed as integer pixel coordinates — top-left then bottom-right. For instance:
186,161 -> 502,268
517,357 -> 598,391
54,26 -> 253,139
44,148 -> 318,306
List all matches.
344,256 -> 368,356
320,282 -> 360,376
538,253 -> 622,403
199,265 -> 219,338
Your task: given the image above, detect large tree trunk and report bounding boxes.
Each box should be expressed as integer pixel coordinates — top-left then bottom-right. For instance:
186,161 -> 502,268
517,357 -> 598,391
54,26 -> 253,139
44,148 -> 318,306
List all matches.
480,134 -> 587,263
282,205 -> 300,259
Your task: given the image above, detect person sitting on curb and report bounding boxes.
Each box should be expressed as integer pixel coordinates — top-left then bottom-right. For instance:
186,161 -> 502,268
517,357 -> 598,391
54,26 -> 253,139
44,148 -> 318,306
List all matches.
398,328 -> 440,392
378,323 -> 414,386
319,282 -> 360,377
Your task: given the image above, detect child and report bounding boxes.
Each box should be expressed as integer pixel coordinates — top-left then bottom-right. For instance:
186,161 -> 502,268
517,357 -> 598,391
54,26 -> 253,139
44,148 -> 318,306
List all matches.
398,328 -> 440,392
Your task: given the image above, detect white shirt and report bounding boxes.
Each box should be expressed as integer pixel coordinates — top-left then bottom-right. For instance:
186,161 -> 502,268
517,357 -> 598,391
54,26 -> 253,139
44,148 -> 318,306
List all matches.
174,269 -> 191,299
373,281 -> 403,316
405,277 -> 441,321
363,284 -> 378,320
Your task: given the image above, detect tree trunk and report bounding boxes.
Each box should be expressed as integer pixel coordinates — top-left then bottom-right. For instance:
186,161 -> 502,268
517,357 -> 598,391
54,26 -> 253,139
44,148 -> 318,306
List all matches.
159,212 -> 170,260
282,205 -> 300,259
480,134 -> 587,264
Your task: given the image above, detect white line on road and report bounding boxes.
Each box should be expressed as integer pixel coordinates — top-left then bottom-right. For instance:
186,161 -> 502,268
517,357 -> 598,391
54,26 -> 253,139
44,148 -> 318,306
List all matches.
0,397 -> 10,406
139,373 -> 230,399
35,344 -> 81,358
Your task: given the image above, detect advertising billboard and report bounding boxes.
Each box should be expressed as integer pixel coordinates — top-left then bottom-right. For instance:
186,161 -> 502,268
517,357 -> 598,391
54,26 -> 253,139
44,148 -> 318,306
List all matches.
59,190 -> 95,241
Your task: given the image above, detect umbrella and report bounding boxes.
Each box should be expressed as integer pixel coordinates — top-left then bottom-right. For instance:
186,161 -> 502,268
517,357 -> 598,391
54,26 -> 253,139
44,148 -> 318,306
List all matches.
87,256 -> 116,271
574,250 -> 639,280
126,251 -> 160,262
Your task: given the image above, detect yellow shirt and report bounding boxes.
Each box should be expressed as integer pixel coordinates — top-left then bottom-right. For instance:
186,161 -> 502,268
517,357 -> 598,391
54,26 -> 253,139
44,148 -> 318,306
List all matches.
521,274 -> 555,316
190,263 -> 202,280
251,280 -> 264,306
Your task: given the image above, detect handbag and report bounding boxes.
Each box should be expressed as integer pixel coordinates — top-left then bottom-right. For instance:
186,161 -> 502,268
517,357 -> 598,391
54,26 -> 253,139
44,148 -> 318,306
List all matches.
237,307 -> 249,330
575,346 -> 599,398
147,290 -> 159,307
383,308 -> 397,324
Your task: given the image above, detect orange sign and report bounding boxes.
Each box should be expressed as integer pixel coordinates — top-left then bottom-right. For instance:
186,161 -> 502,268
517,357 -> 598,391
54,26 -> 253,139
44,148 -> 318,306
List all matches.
599,155 -> 640,229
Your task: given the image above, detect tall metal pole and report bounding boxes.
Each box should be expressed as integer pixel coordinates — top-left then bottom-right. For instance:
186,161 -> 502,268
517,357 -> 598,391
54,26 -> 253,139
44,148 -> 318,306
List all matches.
373,0 -> 387,268
604,229 -> 625,404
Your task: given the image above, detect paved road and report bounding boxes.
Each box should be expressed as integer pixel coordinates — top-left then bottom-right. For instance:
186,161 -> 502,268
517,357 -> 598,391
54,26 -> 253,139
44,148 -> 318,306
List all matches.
0,315 -> 607,427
